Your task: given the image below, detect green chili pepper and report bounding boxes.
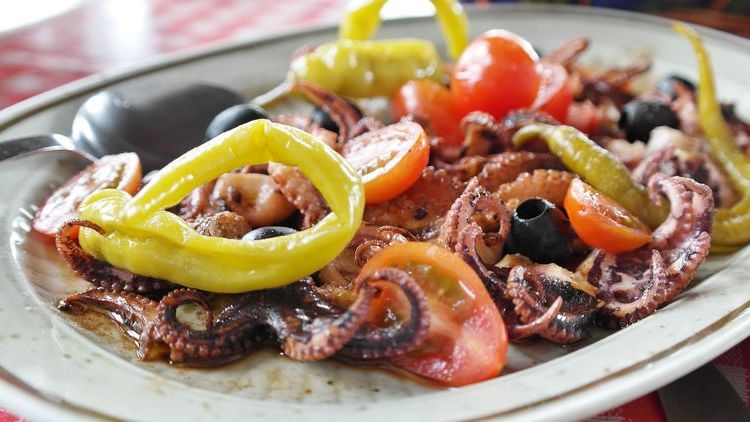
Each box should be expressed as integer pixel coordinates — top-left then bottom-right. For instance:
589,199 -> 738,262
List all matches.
77,120 -> 365,293
675,23 -> 750,249
289,39 -> 443,98
674,23 -> 750,197
339,0 -> 469,61
513,123 -> 668,229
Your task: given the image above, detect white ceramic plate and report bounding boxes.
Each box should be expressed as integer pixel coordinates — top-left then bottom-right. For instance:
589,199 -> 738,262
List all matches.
1,5 -> 749,421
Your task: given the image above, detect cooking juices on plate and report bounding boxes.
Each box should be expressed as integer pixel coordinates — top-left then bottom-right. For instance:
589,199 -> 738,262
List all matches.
32,0 -> 750,386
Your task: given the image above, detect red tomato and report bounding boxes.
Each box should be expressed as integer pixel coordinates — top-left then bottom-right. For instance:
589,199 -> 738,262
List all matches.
564,178 -> 651,254
33,153 -> 142,237
451,30 -> 540,120
392,80 -> 463,146
341,121 -> 429,204
532,62 -> 572,122
361,242 -> 508,387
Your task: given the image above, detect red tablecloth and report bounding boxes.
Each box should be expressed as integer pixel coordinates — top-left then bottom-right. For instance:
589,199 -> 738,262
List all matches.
1,1 -> 749,421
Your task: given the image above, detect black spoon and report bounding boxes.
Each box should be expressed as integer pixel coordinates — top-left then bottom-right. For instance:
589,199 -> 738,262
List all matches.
0,78 -> 245,171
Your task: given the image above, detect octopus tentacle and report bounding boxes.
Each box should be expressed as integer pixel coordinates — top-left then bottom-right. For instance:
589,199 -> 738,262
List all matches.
505,265 -> 599,343
353,226 -> 414,266
338,268 -> 431,360
475,152 -> 564,191
291,80 -> 363,147
441,179 -> 511,266
589,174 -> 714,327
545,37 -> 589,68
56,220 -> 175,295
493,169 -> 576,212
507,296 -> 563,340
268,163 -> 329,228
58,288 -> 166,360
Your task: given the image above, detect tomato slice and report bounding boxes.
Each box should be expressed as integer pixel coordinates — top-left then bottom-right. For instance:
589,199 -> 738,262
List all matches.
361,242 -> 508,387
563,178 -> 651,254
451,30 -> 540,120
392,80 -> 463,147
532,63 -> 572,122
341,121 -> 429,204
33,153 -> 142,237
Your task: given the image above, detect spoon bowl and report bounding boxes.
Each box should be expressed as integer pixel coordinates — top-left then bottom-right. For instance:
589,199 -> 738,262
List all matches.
0,79 -> 245,171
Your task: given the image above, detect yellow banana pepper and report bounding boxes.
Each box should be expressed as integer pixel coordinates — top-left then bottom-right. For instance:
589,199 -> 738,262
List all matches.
289,39 -> 443,98
77,120 -> 365,293
339,0 -> 469,61
675,23 -> 750,249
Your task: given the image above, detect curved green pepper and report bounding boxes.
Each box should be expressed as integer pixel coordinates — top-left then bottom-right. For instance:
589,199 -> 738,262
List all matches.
675,23 -> 750,249
513,123 -> 668,229
339,0 -> 469,61
674,23 -> 750,196
77,120 -> 365,293
289,39 -> 443,98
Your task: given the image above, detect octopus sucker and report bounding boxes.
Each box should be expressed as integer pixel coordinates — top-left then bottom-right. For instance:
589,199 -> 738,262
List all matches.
56,220 -> 175,295
589,174 -> 714,327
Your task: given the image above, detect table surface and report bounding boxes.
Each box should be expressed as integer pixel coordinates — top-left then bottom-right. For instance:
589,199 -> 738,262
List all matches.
1,1 -> 750,421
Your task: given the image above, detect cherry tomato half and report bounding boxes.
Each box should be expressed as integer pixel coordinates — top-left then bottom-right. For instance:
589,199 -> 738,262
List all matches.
33,153 -> 142,237
342,121 -> 429,204
451,30 -> 540,120
532,62 -> 572,122
563,178 -> 651,254
361,242 -> 508,387
392,80 -> 463,147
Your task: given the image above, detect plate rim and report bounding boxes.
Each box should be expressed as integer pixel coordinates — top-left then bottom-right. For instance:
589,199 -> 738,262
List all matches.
2,4 -> 750,421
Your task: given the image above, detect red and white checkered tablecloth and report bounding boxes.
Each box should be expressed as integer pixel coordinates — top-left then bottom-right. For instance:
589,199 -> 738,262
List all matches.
1,1 -> 750,421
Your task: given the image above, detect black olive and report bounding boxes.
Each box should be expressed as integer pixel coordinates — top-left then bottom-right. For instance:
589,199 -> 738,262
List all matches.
242,226 -> 297,241
311,100 -> 362,134
506,198 -> 573,264
656,74 -> 695,100
205,103 -> 270,140
618,99 -> 679,143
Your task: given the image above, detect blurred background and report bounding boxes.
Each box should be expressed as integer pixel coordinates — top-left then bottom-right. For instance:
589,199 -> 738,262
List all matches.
0,0 -> 748,109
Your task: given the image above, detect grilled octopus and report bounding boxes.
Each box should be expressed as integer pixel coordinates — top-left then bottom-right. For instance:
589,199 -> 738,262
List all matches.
56,220 -> 431,366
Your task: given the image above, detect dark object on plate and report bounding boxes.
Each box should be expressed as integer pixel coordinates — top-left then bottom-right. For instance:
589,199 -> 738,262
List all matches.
656,74 -> 696,100
0,80 -> 245,171
506,198 -> 573,264
619,99 -> 680,142
205,103 -> 271,141
311,100 -> 362,134
657,363 -> 750,422
242,226 -> 298,241
72,79 -> 245,171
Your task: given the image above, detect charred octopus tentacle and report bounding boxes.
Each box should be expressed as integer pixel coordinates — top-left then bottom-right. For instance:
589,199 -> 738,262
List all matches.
60,270 -> 430,366
505,265 -> 600,343
588,174 -> 714,327
56,220 -> 175,295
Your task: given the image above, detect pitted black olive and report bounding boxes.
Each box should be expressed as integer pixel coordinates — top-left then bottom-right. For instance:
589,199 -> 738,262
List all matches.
205,103 -> 270,140
311,100 -> 362,134
506,198 -> 573,264
618,99 -> 679,143
656,74 -> 695,100
242,226 -> 298,241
